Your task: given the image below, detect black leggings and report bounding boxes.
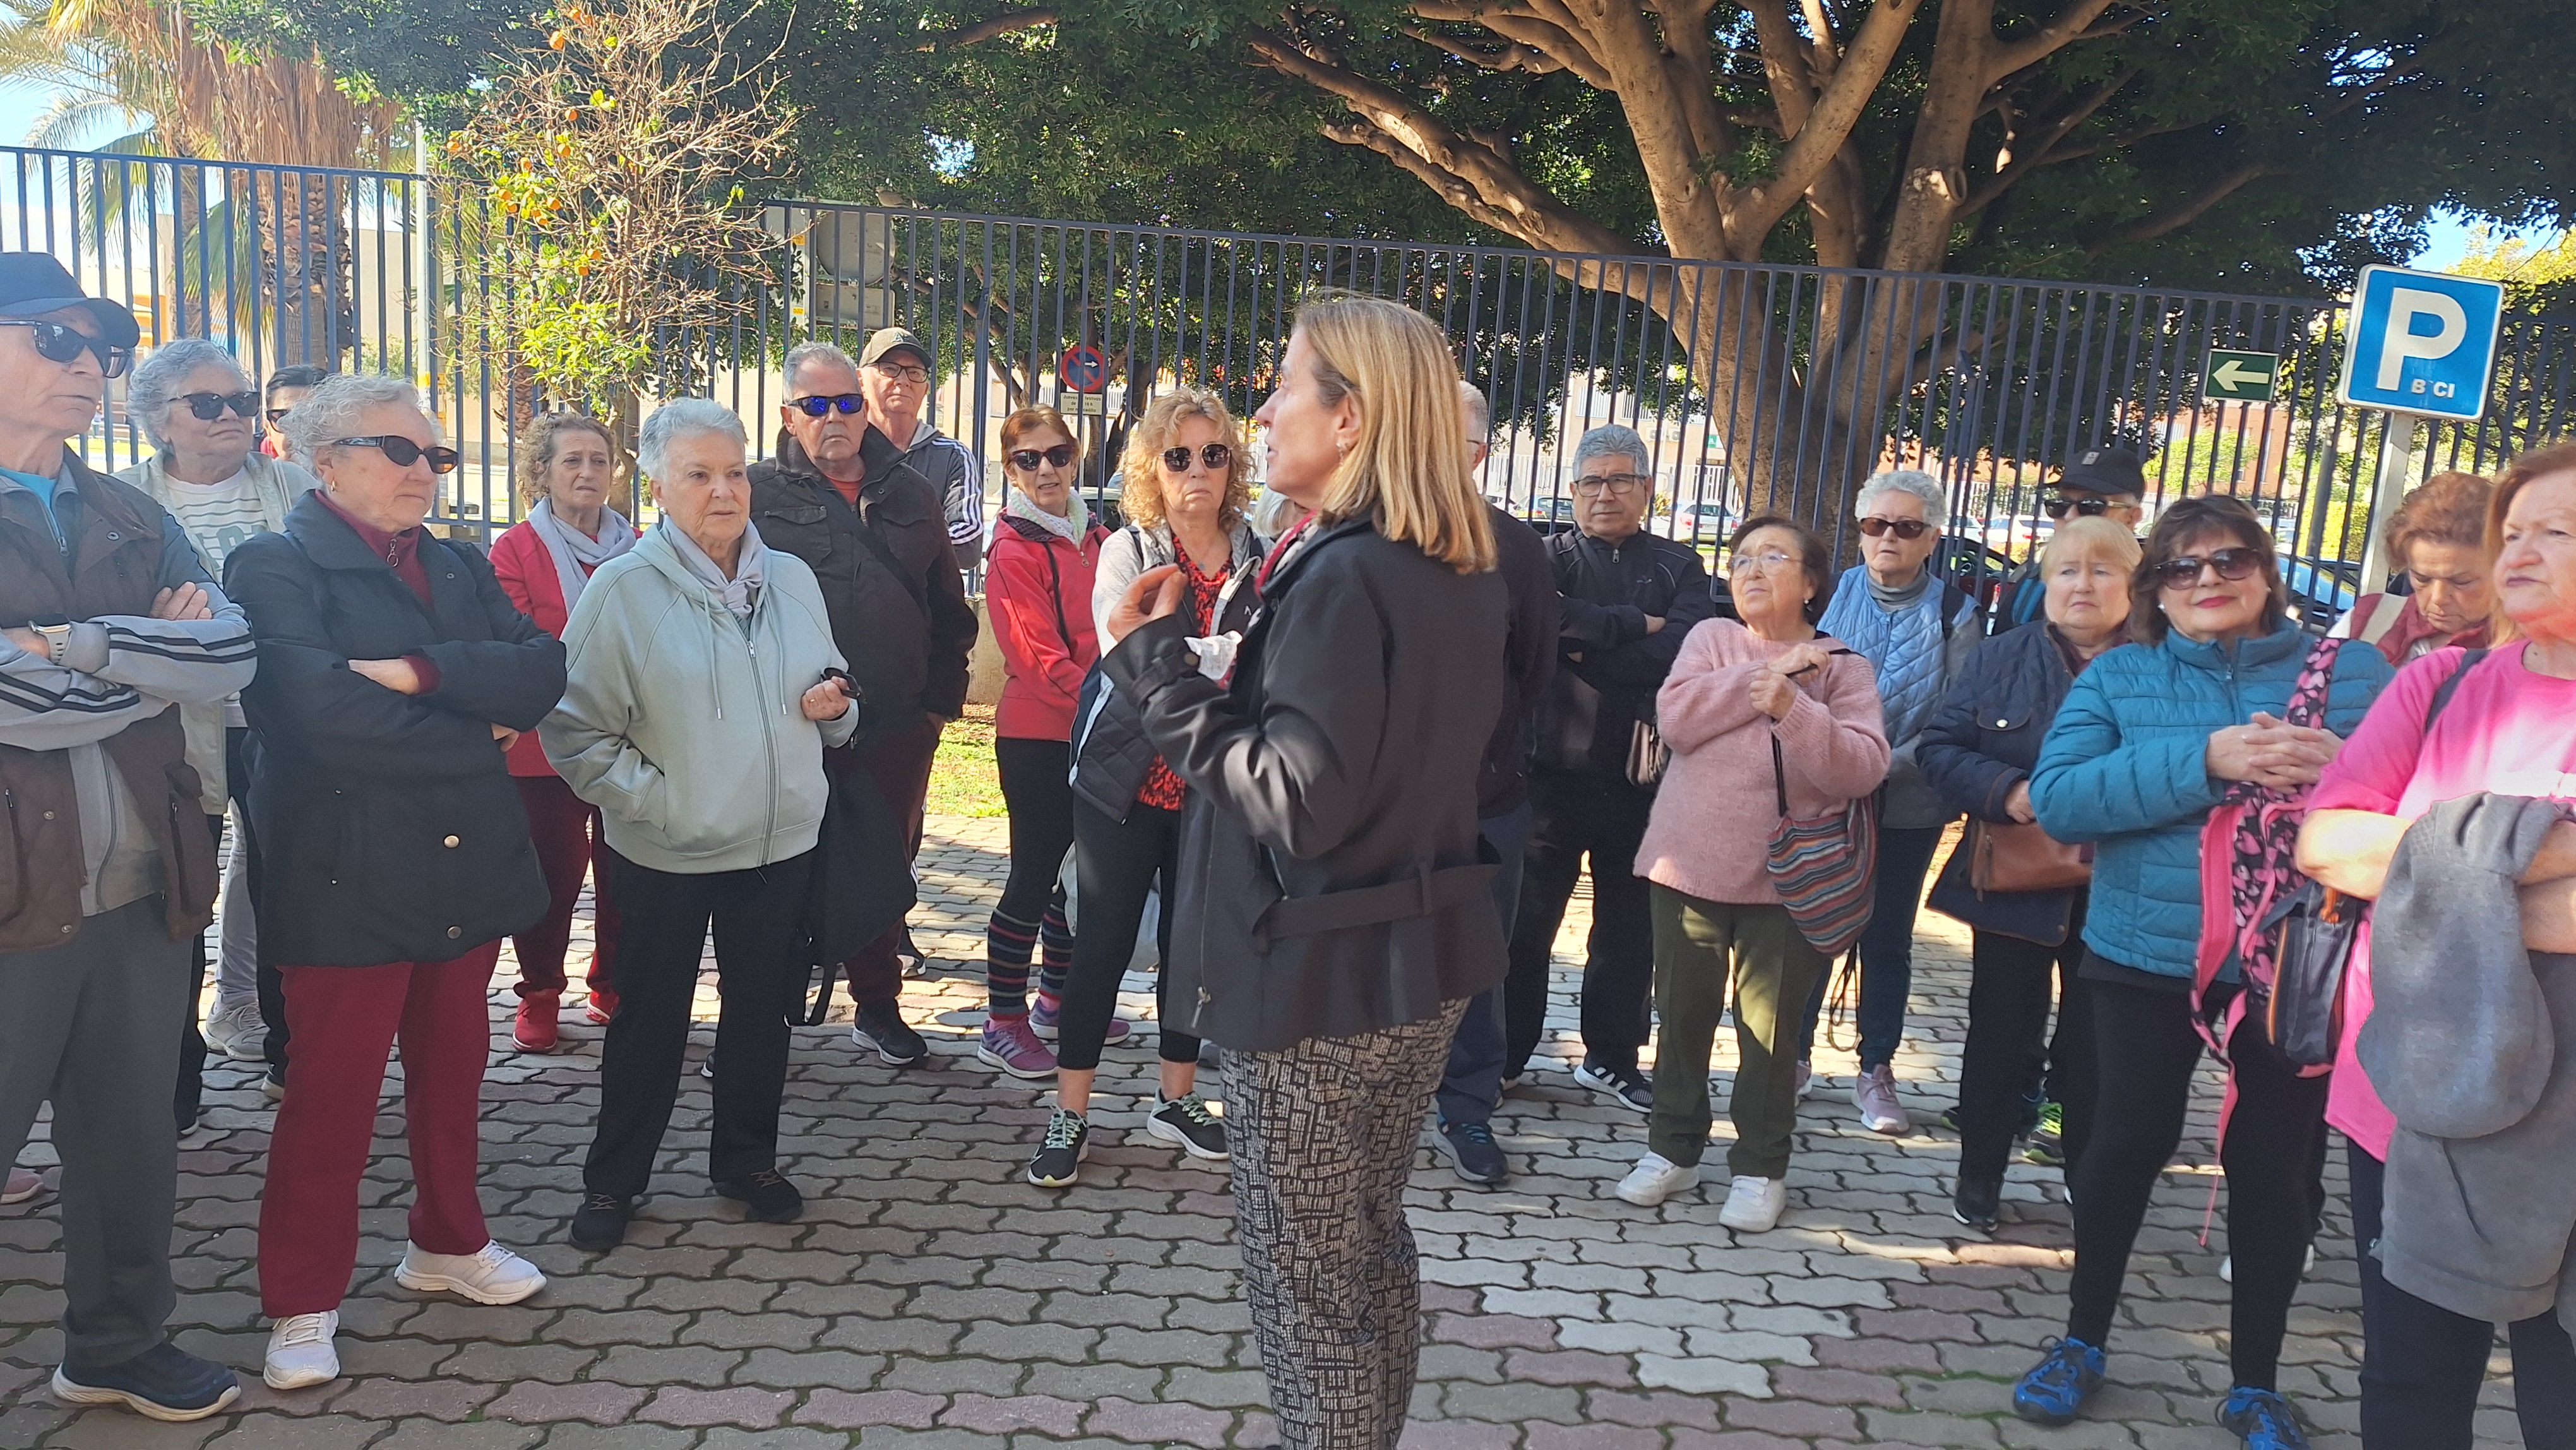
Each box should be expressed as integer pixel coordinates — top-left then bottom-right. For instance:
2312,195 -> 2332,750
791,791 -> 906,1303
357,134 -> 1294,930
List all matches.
2349,1140 -> 2576,1449
1958,902 -> 2094,1194
1058,799 -> 1198,1072
989,737 -> 1076,1014
2066,974 -> 2327,1390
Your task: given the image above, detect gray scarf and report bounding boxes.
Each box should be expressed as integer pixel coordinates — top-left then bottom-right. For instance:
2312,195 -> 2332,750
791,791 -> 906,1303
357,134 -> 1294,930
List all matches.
661,515 -> 767,619
1005,484 -> 1089,544
528,497 -> 635,613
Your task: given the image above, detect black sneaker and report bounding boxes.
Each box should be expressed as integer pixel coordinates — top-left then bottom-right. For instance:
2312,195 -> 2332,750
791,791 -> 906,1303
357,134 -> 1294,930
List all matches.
52,1343 -> 240,1422
1572,1058 -> 1654,1113
715,1169 -> 803,1224
851,1001 -> 926,1065
1027,1108 -> 1089,1187
1953,1173 -> 2001,1231
1147,1094 -> 1229,1160
1438,1120 -> 1510,1185
1936,1103 -> 1963,1133
568,1191 -> 632,1252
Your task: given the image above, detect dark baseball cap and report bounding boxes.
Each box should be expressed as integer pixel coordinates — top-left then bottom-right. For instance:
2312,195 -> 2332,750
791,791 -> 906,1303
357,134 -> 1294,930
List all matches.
859,327 -> 931,370
2056,445 -> 2145,498
0,253 -> 140,348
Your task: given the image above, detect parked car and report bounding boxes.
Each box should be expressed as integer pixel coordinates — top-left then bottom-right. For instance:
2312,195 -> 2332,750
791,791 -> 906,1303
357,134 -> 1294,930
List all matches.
2282,555 -> 2361,632
1660,500 -> 1734,541
1523,496 -> 1578,533
1936,534 -> 2018,621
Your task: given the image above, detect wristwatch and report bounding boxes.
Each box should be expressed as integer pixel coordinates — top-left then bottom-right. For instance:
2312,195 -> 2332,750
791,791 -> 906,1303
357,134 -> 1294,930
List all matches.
32,621 -> 71,666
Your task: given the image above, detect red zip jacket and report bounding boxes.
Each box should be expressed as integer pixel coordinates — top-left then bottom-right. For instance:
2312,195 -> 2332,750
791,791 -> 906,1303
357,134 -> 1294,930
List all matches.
987,512 -> 1106,740
489,516 -> 637,776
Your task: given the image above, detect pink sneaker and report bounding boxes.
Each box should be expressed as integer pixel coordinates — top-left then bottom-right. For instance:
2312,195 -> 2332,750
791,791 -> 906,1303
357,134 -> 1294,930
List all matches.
977,1014 -> 1059,1080
3,1167 -> 40,1205
1029,995 -> 1131,1046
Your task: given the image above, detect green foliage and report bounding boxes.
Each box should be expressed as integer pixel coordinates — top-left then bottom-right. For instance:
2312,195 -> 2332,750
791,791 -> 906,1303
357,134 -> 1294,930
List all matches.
2457,227 -> 2576,315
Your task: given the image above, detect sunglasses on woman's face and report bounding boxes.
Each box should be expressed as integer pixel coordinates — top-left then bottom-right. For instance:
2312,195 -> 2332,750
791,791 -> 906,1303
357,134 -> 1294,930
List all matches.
1858,515 -> 1930,540
2153,547 -> 2263,589
790,393 -> 865,417
331,434 -> 462,474
179,390 -> 261,421
1163,443 -> 1232,473
2043,495 -> 2114,520
1008,444 -> 1076,471
0,318 -> 129,376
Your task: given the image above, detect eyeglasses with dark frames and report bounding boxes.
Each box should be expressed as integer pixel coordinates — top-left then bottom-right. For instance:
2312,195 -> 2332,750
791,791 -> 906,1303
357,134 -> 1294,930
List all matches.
330,435 -> 462,474
869,362 -> 931,385
179,390 -> 261,421
1008,444 -> 1077,471
789,393 -> 865,417
1162,443 -> 1232,472
0,319 -> 129,377
1858,515 -> 1931,540
2152,547 -> 2263,590
2043,496 -> 2118,520
1573,472 -> 1651,496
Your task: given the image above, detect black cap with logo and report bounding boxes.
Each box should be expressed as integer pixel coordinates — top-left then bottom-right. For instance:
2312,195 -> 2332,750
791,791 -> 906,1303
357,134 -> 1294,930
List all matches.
0,253 -> 141,348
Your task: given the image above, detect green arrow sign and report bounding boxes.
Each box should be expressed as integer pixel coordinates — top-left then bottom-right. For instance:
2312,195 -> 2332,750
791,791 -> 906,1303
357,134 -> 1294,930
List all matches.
2205,348 -> 2281,402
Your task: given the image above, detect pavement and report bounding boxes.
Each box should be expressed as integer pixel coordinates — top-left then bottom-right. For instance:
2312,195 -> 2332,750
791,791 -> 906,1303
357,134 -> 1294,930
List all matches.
0,817 -> 2525,1447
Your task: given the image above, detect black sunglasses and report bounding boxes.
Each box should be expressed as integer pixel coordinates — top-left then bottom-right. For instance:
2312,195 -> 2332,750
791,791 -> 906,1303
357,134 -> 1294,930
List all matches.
1008,444 -> 1076,470
2153,547 -> 2263,589
0,318 -> 129,377
265,407 -> 294,424
1858,515 -> 1930,540
2043,496 -> 2115,520
790,393 -> 865,417
1162,443 -> 1232,472
179,390 -> 261,421
330,434 -> 462,474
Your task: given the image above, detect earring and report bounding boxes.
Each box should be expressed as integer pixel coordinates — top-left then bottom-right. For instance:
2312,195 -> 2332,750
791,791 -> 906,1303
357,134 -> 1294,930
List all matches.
1335,440 -> 1349,457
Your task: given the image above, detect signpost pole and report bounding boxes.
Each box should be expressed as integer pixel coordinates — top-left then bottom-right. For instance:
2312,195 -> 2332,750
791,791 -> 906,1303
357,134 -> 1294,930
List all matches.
2361,410 -> 2419,592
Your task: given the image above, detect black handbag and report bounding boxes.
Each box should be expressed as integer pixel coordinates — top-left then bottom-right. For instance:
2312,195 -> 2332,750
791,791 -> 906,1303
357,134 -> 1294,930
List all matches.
794,762 -> 920,1026
1626,715 -> 1669,789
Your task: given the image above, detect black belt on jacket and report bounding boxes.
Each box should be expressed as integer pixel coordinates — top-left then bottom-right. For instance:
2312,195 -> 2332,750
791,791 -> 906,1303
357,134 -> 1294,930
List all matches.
1251,861 -> 1497,952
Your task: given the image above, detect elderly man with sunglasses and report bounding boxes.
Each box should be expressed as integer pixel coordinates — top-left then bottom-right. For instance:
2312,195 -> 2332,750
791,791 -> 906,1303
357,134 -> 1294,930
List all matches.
0,255 -> 259,1421
117,337 -> 320,1114
748,340 -> 977,1064
2003,445 -> 2148,628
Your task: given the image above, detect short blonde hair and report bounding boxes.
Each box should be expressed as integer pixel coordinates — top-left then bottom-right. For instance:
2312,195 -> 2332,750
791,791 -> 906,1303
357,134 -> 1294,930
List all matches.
1117,387 -> 1249,532
2039,514 -> 2142,574
1293,290 -> 1494,574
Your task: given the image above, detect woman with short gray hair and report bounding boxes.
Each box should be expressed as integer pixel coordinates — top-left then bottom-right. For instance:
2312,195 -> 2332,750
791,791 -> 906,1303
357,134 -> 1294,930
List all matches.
117,339 -> 319,1095
542,395 -> 859,1252
1803,466 -> 1982,1135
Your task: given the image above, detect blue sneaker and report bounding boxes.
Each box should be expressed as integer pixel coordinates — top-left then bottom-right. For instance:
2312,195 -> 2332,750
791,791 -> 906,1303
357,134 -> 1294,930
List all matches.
2217,1386 -> 2311,1449
2012,1336 -> 2105,1425
52,1342 -> 240,1422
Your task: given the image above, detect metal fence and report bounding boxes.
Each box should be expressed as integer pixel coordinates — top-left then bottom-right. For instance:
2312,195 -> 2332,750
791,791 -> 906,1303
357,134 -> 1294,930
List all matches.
9,141 -> 2574,613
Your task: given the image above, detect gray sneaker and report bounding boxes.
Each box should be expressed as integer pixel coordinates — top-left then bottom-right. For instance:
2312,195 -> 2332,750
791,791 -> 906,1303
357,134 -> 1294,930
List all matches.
1147,1094 -> 1229,1160
202,1001 -> 267,1061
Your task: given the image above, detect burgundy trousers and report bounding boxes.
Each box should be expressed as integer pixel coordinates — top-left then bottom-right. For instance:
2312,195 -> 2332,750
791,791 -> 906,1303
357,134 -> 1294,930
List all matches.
511,773 -> 622,1000
831,716 -> 941,1007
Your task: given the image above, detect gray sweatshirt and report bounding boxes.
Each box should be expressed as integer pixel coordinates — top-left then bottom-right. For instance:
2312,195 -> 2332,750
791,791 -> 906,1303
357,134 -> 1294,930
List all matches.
2361,791 -> 2576,1333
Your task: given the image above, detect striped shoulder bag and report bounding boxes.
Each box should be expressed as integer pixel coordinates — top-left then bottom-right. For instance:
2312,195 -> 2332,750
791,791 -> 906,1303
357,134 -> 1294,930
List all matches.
1765,729 -> 1879,958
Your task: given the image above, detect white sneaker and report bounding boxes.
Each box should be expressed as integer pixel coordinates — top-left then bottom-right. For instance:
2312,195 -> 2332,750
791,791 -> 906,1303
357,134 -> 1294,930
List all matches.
2218,1245 -> 2316,1284
1614,1151 -> 1698,1206
202,1001 -> 267,1061
1854,1065 -> 1908,1134
1794,1061 -> 1813,1100
394,1240 -> 547,1305
1719,1174 -> 1788,1232
263,1310 -> 340,1390
3,1167 -> 41,1204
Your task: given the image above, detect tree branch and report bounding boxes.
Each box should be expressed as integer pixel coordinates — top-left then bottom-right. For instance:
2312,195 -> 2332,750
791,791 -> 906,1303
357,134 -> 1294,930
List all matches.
1401,26 -> 1570,76
2085,161 -> 2278,253
1410,0 -> 1612,83
914,8 -> 1057,51
1955,66 -> 2133,215
1987,0 -> 2123,82
1743,0 -> 1926,237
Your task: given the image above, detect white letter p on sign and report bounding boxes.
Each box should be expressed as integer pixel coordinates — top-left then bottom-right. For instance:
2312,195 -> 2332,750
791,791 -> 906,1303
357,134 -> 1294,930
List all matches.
2375,287 -> 2469,392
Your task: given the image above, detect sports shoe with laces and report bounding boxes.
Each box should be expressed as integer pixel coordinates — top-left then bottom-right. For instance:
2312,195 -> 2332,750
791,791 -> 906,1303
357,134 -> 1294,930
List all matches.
1614,1151 -> 1697,1206
261,1310 -> 340,1391
395,1240 -> 547,1305
1148,1093 -> 1229,1159
201,1000 -> 267,1061
1573,1058 -> 1654,1113
1953,1172 -> 2002,1231
1718,1174 -> 1787,1231
715,1168 -> 804,1223
1029,993 -> 1130,1045
512,990 -> 561,1053
583,986 -> 619,1024
1437,1120 -> 1508,1185
54,1341 -> 240,1420
977,1014 -> 1058,1079
1854,1064 -> 1909,1134
3,1166 -> 40,1204
2217,1386 -> 2312,1449
568,1191 -> 631,1251
852,1000 -> 926,1065
1027,1108 -> 1090,1187
2013,1336 -> 2106,1425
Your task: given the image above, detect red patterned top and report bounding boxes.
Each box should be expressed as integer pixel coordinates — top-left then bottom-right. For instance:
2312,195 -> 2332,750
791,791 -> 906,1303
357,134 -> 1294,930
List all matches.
1134,549 -> 1234,812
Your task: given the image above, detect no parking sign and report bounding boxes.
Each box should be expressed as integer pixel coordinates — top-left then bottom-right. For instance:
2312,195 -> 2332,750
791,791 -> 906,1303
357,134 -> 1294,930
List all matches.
1057,344 -> 1107,394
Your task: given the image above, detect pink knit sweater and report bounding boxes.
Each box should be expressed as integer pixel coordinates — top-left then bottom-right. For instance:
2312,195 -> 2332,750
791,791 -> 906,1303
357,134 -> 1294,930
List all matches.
1635,618 -> 1891,905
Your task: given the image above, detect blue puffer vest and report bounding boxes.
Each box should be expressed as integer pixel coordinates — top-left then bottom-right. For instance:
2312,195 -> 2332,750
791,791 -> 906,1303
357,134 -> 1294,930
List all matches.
2029,621 -> 2393,981
1819,565 -> 1977,826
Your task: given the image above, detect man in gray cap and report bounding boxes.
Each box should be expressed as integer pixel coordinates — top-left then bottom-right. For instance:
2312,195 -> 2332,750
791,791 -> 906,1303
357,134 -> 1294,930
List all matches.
860,327 -> 984,574
0,253 -> 258,1420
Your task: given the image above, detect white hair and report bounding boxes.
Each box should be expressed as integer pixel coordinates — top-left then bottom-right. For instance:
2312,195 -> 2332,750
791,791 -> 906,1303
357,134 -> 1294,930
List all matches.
283,374 -> 431,466
638,397 -> 748,482
1458,381 -> 1492,443
785,340 -> 858,389
129,338 -> 249,451
1854,468 -> 1947,529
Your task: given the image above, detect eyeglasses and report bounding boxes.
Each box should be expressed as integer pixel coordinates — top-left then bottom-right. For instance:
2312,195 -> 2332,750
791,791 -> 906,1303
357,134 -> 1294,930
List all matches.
330,435 -> 462,474
1008,444 -> 1076,470
1733,549 -> 1799,573
264,407 -> 294,424
790,393 -> 864,417
869,362 -> 930,385
178,390 -> 260,421
2152,547 -> 2263,590
1162,443 -> 1232,472
1573,472 -> 1650,496
1858,515 -> 1931,540
0,319 -> 129,377
2043,496 -> 2118,520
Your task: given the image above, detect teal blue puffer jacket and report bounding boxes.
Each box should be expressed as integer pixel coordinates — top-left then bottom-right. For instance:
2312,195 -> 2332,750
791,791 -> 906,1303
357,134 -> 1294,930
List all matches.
2030,622 -> 2392,981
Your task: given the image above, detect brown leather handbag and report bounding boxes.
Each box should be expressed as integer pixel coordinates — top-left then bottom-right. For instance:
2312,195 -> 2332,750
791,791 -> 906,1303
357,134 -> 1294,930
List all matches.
1967,819 -> 2092,893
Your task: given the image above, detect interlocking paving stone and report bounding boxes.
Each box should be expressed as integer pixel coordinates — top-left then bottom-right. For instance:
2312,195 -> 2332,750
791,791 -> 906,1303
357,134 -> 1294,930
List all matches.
0,815 -> 2510,1446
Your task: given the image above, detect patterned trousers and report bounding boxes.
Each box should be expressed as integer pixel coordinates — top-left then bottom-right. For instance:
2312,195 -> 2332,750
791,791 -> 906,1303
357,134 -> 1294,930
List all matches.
1224,999 -> 1470,1450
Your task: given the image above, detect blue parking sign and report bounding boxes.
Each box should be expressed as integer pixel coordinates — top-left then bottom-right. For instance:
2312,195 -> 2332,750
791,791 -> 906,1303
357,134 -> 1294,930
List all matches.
2336,264 -> 2505,421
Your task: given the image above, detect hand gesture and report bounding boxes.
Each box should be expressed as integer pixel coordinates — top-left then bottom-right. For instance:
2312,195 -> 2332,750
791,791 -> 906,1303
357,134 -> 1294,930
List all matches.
801,676 -> 855,722
489,722 -> 520,753
2004,781 -> 2037,824
349,657 -> 427,695
150,584 -> 212,621
1104,565 -> 1185,647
